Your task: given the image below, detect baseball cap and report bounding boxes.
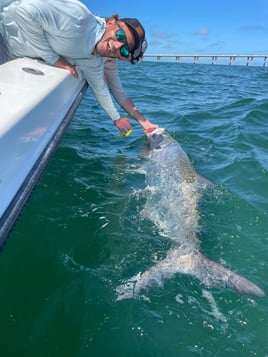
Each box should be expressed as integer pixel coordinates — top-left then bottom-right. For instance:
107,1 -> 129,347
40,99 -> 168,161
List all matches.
121,18 -> 148,63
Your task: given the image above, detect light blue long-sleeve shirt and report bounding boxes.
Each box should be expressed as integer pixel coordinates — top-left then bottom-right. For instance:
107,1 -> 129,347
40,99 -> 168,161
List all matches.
0,0 -> 127,121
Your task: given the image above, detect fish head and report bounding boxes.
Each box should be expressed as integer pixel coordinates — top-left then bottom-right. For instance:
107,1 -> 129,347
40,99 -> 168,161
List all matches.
148,128 -> 167,151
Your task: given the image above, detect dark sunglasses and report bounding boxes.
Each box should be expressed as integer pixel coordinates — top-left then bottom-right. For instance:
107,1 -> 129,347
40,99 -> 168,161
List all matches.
115,24 -> 131,58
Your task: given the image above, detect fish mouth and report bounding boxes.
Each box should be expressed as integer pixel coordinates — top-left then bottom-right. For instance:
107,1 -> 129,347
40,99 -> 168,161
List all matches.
148,128 -> 166,150
149,127 -> 166,136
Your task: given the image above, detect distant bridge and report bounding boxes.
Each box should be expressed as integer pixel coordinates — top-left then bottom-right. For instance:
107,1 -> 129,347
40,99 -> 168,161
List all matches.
144,54 -> 268,67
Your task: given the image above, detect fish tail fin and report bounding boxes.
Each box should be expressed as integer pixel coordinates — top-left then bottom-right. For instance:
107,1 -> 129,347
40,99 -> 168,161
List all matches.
115,253 -> 265,301
191,254 -> 265,297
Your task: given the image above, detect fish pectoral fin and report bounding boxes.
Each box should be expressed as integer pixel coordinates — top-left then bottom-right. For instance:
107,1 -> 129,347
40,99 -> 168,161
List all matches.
196,173 -> 213,187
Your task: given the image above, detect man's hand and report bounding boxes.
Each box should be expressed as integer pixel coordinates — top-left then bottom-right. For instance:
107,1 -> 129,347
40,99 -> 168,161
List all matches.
140,118 -> 159,136
114,117 -> 159,137
114,117 -> 133,135
53,56 -> 78,78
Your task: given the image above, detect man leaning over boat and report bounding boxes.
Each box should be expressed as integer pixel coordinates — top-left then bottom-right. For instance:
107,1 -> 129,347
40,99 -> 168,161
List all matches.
0,0 -> 158,136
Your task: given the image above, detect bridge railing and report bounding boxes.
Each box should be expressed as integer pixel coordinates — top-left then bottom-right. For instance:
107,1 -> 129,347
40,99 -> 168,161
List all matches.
144,54 -> 268,67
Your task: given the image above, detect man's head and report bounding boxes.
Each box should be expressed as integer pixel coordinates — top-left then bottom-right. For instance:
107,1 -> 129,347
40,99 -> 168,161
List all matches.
95,15 -> 147,63
120,18 -> 147,63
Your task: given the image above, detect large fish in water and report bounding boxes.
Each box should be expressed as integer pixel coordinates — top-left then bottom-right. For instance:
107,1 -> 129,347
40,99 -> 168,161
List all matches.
116,128 -> 265,300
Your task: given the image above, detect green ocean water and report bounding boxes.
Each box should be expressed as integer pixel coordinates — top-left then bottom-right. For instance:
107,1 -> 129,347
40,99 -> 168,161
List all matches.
1,62 -> 268,356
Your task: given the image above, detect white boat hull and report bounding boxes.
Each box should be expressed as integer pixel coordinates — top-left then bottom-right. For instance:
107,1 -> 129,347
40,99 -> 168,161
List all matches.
0,58 -> 87,247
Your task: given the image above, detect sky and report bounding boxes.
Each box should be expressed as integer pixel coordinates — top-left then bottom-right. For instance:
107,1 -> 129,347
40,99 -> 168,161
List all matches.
82,0 -> 268,55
